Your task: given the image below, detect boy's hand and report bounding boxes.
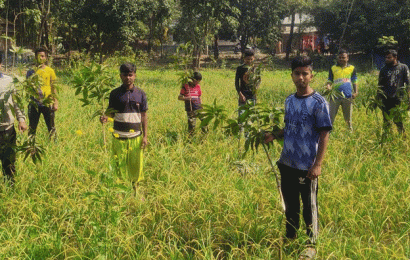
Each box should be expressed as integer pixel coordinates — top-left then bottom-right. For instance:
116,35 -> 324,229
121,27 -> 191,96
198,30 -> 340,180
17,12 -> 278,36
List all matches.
51,100 -> 58,111
307,163 -> 321,180
352,92 -> 358,99
18,121 -> 28,132
141,136 -> 148,149
325,84 -> 332,90
239,92 -> 246,102
100,115 -> 108,124
264,133 -> 275,143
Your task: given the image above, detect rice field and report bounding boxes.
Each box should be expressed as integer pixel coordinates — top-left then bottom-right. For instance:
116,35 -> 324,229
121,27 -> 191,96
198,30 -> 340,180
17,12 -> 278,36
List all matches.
0,59 -> 409,259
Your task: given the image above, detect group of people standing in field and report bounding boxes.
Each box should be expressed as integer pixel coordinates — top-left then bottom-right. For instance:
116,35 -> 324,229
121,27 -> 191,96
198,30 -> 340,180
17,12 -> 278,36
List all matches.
0,48 -> 57,186
0,46 -> 408,259
233,48 -> 409,258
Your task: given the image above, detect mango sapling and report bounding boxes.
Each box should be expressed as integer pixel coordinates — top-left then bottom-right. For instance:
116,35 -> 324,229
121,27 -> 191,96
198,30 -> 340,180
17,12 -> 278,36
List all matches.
70,62 -> 117,147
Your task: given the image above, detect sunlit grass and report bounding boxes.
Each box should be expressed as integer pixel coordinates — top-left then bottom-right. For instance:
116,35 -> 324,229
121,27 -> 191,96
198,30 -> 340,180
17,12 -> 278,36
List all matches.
0,63 -> 409,259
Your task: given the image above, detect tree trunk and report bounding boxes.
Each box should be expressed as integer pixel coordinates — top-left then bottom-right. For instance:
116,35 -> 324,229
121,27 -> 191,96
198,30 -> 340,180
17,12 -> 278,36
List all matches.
192,45 -> 200,69
285,11 -> 296,61
68,23 -> 72,62
36,0 -> 51,48
160,38 -> 164,58
5,1 -> 9,71
44,19 -> 50,50
147,16 -> 153,54
214,34 -> 219,60
99,32 -> 103,64
240,32 -> 248,54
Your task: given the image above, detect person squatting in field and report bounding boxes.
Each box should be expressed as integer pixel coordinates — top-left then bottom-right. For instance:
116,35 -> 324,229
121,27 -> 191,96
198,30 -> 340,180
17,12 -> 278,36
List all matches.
178,71 -> 206,135
378,49 -> 410,134
100,63 -> 148,198
0,55 -> 28,186
326,49 -> 358,131
26,48 -> 58,140
265,56 -> 332,255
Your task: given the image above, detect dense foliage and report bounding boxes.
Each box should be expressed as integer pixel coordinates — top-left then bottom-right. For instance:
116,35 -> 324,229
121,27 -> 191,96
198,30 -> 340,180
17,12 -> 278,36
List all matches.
312,0 -> 410,55
3,0 -> 410,61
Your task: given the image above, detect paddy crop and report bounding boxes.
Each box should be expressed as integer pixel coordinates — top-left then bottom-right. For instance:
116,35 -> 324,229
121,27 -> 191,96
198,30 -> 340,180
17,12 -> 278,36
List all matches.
0,63 -> 409,259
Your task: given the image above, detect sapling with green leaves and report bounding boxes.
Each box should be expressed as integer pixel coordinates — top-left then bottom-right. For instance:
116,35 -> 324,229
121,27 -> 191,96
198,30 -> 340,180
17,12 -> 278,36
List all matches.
198,100 -> 286,211
11,71 -> 51,164
174,42 -> 195,87
245,63 -> 262,97
70,62 -> 117,146
321,86 -> 345,102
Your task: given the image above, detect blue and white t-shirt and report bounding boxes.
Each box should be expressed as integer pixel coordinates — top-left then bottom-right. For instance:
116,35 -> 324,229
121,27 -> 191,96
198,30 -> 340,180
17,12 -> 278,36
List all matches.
278,91 -> 332,171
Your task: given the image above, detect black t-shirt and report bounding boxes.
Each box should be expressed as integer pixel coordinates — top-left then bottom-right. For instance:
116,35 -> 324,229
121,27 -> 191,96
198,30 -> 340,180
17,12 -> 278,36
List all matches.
235,64 -> 255,100
378,62 -> 410,98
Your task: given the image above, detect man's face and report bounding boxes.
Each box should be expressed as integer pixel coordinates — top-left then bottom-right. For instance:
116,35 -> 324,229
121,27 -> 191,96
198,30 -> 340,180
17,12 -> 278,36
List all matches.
36,52 -> 47,64
337,53 -> 348,66
120,71 -> 136,86
291,66 -> 313,90
385,54 -> 397,65
244,55 -> 254,65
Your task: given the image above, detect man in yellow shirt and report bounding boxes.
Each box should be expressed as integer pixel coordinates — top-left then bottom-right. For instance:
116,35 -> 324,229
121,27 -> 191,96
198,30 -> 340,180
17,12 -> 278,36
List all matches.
326,49 -> 358,131
27,48 -> 58,139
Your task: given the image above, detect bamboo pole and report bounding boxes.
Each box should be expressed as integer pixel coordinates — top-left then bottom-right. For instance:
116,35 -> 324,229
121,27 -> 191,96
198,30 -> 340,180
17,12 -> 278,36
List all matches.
262,143 -> 286,212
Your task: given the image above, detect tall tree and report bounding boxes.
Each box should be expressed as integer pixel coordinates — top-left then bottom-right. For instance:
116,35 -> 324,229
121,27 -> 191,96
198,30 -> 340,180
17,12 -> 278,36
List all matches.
140,0 -> 176,56
311,0 -> 410,56
232,0 -> 283,54
283,0 -> 313,60
175,0 -> 232,68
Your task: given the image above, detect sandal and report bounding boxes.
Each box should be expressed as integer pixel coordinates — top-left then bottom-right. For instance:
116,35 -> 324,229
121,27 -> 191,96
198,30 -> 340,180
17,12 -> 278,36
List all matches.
299,246 -> 316,260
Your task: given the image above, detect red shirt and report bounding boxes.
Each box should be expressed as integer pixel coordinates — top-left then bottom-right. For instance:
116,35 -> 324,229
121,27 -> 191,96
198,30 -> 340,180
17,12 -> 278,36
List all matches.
180,84 -> 202,111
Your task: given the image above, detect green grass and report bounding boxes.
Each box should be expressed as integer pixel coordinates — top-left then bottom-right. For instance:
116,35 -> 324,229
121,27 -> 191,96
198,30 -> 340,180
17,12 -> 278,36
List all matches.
0,63 -> 409,259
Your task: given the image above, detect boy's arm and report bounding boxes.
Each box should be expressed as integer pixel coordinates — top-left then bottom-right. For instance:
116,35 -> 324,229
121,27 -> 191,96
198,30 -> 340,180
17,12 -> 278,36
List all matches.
12,90 -> 28,132
307,130 -> 330,180
141,112 -> 148,149
264,129 -> 284,143
51,79 -> 58,110
236,67 -> 246,102
100,92 -> 115,123
352,68 -> 358,98
178,94 -> 189,101
49,69 -> 58,111
326,67 -> 333,89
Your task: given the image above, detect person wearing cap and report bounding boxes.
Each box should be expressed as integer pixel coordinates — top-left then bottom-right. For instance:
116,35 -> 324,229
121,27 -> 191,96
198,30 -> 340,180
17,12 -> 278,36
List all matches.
178,71 -> 205,135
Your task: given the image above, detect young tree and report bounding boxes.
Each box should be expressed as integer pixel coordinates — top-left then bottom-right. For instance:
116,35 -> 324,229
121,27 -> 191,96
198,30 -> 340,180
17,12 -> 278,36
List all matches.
311,0 -> 410,55
175,0 -> 232,68
231,0 -> 283,54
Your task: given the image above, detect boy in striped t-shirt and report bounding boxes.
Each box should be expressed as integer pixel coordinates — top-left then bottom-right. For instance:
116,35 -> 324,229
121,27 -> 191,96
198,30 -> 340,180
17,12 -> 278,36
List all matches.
178,71 -> 204,135
100,63 -> 148,197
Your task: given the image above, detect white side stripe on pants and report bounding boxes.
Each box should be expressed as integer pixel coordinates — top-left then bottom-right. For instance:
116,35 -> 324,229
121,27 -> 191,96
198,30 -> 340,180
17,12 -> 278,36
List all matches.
310,178 -> 319,244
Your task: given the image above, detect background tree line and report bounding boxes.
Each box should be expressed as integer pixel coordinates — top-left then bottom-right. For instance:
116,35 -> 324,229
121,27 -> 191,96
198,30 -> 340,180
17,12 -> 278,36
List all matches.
1,0 -> 410,63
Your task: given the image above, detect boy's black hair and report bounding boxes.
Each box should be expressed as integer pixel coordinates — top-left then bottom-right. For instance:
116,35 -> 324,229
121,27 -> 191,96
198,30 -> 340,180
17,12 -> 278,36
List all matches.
291,56 -> 313,72
35,48 -> 48,57
243,49 -> 255,57
191,71 -> 202,81
385,49 -> 398,58
120,63 -> 136,73
338,49 -> 348,55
